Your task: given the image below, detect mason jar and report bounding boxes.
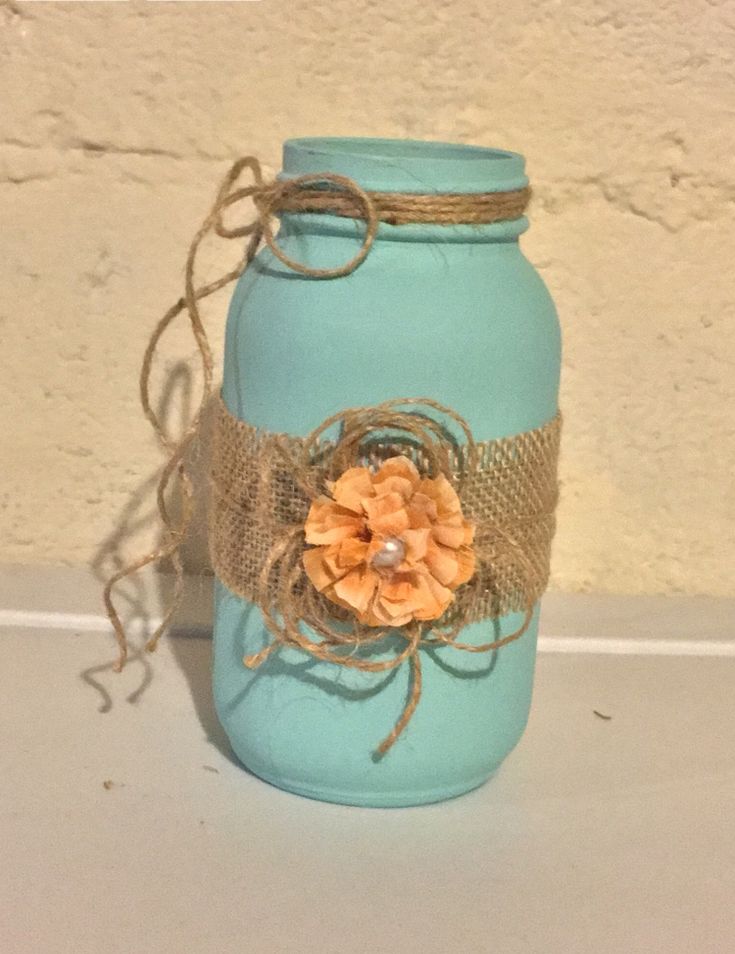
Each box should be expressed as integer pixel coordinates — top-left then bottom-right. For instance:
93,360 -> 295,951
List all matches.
213,137 -> 561,806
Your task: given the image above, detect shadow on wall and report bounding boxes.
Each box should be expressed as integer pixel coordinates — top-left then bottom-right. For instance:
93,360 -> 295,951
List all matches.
81,359 -> 230,760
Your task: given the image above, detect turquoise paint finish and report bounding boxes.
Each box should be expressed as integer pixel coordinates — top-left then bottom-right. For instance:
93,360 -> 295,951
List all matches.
213,138 -> 561,807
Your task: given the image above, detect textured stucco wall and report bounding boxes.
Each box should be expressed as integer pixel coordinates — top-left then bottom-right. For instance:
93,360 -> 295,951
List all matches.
1,0 -> 733,595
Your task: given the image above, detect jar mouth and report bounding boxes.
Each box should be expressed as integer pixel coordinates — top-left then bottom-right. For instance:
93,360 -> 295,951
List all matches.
286,137 -> 519,163
281,136 -> 528,195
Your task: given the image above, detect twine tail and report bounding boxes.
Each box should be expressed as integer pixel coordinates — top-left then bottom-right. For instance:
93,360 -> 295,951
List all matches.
103,154 -> 384,670
376,642 -> 423,757
442,600 -> 534,655
243,642 -> 278,669
103,157 -> 267,670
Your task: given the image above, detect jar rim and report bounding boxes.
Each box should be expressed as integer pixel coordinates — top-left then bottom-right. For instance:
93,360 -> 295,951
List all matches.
281,137 -> 528,194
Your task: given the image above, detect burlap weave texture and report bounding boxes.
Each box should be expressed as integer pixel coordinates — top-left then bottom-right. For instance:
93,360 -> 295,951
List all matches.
209,396 -> 561,623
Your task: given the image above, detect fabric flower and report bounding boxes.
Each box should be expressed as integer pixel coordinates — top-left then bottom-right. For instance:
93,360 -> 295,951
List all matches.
302,456 -> 475,627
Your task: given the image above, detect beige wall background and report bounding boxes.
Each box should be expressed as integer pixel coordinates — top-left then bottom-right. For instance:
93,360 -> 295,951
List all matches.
1,0 -> 733,595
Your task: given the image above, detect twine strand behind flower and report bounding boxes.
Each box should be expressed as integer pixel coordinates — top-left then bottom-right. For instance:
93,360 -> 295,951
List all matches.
103,165 -> 265,669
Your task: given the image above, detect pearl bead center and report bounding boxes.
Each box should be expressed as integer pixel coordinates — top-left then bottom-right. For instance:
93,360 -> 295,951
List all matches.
371,536 -> 406,571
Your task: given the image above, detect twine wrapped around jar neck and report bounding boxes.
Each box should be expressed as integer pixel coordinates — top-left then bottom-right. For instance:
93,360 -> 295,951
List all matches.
103,155 -> 536,746
211,156 -> 530,275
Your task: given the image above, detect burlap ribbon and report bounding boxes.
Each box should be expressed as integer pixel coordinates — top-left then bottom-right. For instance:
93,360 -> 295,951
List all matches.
103,153 -> 554,755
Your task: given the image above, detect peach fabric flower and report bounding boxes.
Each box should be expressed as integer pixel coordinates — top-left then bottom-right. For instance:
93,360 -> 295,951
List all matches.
302,456 -> 475,627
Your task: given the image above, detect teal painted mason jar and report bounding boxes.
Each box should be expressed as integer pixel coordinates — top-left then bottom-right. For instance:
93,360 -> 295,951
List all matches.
213,137 -> 561,806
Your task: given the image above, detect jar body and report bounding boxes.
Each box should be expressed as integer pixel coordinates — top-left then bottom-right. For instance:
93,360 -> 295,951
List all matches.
212,139 -> 561,806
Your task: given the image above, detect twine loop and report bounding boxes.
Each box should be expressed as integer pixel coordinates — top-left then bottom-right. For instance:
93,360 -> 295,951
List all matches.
211,156 -> 380,277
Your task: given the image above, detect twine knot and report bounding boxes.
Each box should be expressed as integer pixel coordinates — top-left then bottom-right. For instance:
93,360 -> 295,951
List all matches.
210,154 -> 531,278
210,156 -> 380,278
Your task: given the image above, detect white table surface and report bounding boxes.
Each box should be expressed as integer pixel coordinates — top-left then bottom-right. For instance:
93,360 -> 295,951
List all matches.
1,566 -> 733,954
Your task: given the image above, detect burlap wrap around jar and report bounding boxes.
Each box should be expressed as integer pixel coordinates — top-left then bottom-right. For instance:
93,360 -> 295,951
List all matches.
204,138 -> 562,807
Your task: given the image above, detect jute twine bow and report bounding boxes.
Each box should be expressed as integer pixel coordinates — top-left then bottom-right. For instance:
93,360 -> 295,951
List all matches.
103,154 -> 535,752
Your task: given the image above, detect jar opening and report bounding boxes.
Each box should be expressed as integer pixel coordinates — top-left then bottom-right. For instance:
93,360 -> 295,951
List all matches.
286,137 -> 518,163
281,136 -> 528,195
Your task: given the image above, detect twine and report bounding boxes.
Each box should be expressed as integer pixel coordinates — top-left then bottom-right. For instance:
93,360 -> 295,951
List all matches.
103,153 -> 544,754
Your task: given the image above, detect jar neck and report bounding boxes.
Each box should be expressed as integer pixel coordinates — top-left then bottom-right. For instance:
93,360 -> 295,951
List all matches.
276,137 -> 530,246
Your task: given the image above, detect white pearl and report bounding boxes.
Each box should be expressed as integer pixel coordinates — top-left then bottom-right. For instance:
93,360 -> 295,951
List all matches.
371,536 -> 406,570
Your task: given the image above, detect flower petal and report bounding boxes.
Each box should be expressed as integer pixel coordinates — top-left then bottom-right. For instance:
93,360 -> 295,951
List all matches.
462,519 -> 475,546
303,546 -> 340,592
401,528 -> 430,565
362,492 -> 410,537
424,540 -> 460,587
411,570 -> 454,621
370,575 -> 417,627
304,496 -> 364,545
418,474 -> 462,518
432,522 -> 466,549
360,602 -> 413,627
372,567 -> 452,623
335,537 -> 370,569
371,475 -> 415,500
333,565 -> 380,615
450,545 -> 476,587
378,574 -> 416,605
406,492 -> 438,528
373,456 -> 421,489
329,467 -> 375,514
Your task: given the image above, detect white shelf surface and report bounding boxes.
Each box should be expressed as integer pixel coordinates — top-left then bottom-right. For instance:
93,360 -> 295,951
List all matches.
0,565 -> 733,954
